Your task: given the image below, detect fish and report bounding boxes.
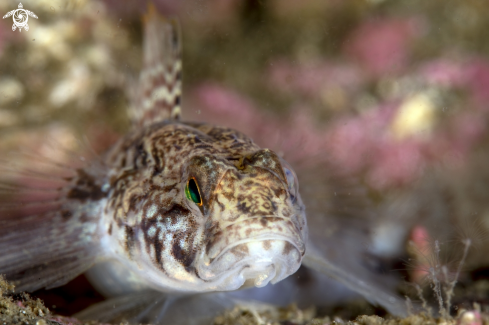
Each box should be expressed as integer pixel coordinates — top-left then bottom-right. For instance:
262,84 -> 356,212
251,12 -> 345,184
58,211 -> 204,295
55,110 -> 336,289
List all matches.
0,4 -> 410,324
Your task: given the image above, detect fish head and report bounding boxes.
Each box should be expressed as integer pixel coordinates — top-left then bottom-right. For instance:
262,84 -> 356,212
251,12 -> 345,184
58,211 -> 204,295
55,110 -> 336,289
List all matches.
126,125 -> 306,292
188,148 -> 307,291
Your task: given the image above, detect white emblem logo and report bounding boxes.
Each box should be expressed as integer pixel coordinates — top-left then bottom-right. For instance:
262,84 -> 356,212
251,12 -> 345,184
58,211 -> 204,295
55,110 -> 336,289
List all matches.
2,3 -> 38,32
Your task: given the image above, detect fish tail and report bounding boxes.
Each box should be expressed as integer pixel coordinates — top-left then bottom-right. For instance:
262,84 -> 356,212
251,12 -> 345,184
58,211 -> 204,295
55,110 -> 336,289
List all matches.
0,150 -> 108,292
129,3 -> 182,127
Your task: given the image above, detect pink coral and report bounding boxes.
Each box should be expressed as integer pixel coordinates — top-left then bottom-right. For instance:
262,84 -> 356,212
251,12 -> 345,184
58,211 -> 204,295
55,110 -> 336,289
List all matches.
192,80 -> 489,190
409,225 -> 432,283
268,59 -> 364,99
190,84 -> 257,128
419,59 -> 468,88
367,140 -> 425,189
189,84 -> 330,167
465,58 -> 489,110
344,18 -> 421,76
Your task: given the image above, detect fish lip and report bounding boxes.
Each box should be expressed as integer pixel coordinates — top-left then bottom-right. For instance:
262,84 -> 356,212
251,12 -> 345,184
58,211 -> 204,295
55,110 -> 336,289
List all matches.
210,234 -> 304,265
204,215 -> 306,260
196,234 -> 304,288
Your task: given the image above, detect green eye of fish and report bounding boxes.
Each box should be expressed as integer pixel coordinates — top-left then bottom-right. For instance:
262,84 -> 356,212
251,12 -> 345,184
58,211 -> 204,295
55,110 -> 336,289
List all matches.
185,177 -> 202,206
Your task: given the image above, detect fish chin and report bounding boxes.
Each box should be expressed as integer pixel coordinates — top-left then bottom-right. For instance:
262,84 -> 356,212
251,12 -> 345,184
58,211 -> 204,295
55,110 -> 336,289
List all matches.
197,238 -> 302,291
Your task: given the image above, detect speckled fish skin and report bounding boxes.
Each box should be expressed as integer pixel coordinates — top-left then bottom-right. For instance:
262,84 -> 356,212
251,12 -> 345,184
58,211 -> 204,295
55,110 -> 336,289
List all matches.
93,120 -> 306,292
80,4 -> 305,294
78,5 -> 410,320
0,4 -> 306,297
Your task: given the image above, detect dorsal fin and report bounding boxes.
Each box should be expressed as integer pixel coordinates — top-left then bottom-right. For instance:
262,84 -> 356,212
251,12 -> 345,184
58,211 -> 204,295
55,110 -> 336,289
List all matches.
129,4 -> 182,127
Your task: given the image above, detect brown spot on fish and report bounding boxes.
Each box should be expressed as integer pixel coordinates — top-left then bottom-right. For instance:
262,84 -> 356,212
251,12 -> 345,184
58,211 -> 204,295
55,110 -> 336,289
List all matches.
236,200 -> 251,214
222,190 -> 234,201
272,186 -> 286,199
164,204 -> 190,225
152,235 -> 165,268
262,240 -> 271,251
67,169 -> 106,202
214,196 -> 225,212
128,193 -> 141,212
134,143 -> 148,168
61,210 -> 72,219
172,239 -> 195,269
282,241 -> 295,256
151,146 -> 165,175
79,213 -> 91,223
205,230 -> 223,256
125,225 -> 135,258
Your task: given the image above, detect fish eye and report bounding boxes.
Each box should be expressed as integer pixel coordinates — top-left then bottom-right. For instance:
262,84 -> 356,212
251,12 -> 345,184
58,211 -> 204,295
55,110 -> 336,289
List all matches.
282,166 -> 299,203
185,177 -> 202,206
284,167 -> 295,192
278,157 -> 299,203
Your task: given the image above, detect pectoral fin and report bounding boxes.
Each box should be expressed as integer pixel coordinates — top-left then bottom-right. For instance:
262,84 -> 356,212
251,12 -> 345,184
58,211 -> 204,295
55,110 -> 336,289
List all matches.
75,291 -> 236,325
0,151 -> 107,292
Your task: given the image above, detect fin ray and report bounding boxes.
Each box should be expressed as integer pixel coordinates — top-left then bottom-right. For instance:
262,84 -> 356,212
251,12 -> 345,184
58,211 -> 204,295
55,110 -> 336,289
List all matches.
129,4 -> 182,127
296,164 -> 412,316
76,291 -> 236,325
0,152 -> 106,292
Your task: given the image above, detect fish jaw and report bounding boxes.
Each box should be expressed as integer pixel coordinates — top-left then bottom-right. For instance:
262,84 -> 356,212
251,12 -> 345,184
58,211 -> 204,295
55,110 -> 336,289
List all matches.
196,197 -> 307,291
196,233 -> 303,291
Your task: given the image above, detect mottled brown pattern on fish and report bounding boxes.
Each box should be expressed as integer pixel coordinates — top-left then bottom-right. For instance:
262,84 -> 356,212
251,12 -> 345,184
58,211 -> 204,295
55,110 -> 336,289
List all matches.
56,8 -> 308,292
98,120 -> 305,279
67,169 -> 107,203
130,8 -> 182,126
0,7 -> 307,296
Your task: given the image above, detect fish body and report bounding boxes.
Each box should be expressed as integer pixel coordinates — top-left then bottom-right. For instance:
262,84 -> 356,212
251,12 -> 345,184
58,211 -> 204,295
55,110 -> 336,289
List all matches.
95,121 -> 306,293
0,4 -> 305,299
0,4 -> 411,323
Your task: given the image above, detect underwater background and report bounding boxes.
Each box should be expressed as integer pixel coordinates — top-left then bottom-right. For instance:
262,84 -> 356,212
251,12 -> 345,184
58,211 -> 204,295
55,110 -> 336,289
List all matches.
1,0 -> 489,324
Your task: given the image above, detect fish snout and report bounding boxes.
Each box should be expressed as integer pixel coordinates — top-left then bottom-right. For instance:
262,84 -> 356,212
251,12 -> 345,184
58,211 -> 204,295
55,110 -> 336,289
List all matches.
197,217 -> 305,291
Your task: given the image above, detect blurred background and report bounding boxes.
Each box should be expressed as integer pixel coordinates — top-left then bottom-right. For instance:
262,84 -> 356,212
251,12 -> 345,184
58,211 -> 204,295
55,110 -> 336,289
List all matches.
1,0 -> 489,321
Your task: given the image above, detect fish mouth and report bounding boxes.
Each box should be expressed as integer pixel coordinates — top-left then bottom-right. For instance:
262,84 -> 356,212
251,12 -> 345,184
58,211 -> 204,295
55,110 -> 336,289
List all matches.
196,235 -> 303,291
